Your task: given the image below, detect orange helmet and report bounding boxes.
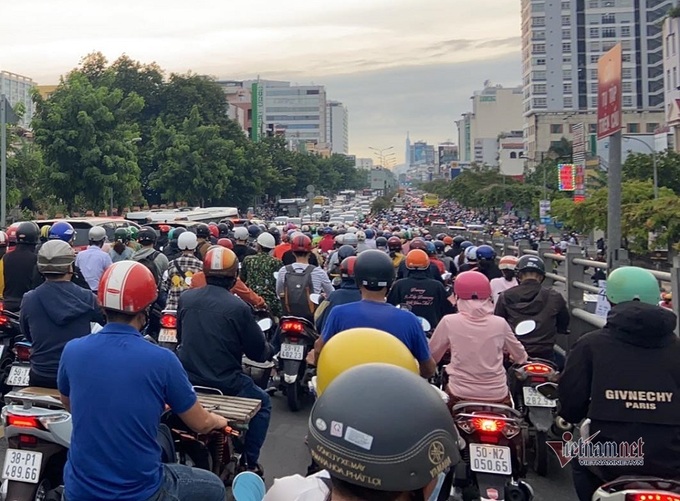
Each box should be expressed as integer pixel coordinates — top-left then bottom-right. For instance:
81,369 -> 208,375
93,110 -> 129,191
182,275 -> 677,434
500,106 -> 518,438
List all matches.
217,238 -> 233,249
291,234 -> 312,253
406,249 -> 429,270
443,236 -> 453,246
203,246 -> 239,277
158,224 -> 171,234
98,261 -> 158,314
498,255 -> 519,270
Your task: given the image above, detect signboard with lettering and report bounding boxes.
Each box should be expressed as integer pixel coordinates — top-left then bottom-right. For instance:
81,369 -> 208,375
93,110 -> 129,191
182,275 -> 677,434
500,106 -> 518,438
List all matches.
597,44 -> 622,140
558,164 -> 576,191
539,199 -> 551,224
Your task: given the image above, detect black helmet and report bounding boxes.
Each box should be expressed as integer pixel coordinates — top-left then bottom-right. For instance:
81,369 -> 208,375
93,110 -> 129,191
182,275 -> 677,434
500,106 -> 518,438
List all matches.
375,236 -> 388,248
354,250 -> 395,291
248,225 -> 262,238
195,223 -> 211,239
217,223 -> 230,238
337,244 -> 357,261
16,222 -> 39,245
516,255 -> 545,275
307,364 -> 460,493
138,227 -> 157,245
453,236 -> 465,245
434,240 -> 445,253
171,227 -> 187,242
460,240 -> 473,250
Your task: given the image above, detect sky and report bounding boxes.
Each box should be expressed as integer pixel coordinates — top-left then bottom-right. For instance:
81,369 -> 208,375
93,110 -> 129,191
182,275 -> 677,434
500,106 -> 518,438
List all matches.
1,0 -> 522,163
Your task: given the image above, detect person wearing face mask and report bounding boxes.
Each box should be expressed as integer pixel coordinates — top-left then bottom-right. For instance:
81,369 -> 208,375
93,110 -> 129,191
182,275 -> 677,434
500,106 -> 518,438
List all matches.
490,255 -> 519,303
263,363 -> 460,501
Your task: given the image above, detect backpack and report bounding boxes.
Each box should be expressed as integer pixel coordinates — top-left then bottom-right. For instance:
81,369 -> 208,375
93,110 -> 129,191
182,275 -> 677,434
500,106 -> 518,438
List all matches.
137,250 -> 161,287
282,265 -> 315,319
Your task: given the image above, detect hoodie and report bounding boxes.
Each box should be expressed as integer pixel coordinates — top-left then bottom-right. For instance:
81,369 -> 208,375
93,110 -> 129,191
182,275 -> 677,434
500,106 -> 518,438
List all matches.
494,280 -> 569,358
20,281 -> 100,379
559,302 -> 680,481
429,299 -> 528,401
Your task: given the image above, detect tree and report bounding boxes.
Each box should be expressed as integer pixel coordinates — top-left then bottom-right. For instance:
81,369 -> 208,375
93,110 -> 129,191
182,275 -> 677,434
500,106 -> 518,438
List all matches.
32,72 -> 144,212
149,108 -> 234,206
622,150 -> 680,195
6,138 -> 46,211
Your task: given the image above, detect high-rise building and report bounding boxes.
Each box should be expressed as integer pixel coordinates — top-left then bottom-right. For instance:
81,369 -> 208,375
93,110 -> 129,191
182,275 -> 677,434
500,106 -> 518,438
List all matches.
0,71 -> 35,128
455,84 -> 524,165
215,80 -> 252,136
663,11 -> 680,150
409,141 -> 436,166
521,0 -> 670,162
249,80 -> 327,147
326,101 -> 349,154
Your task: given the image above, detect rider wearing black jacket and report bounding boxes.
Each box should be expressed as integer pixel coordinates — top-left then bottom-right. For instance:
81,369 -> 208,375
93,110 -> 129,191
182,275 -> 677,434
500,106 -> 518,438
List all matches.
559,266 -> 680,501
3,222 -> 39,312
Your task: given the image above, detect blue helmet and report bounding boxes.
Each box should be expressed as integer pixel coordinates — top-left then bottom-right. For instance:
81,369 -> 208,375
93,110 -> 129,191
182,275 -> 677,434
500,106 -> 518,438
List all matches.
476,244 -> 497,261
48,221 -> 75,243
324,227 -> 333,234
364,229 -> 375,239
425,241 -> 436,256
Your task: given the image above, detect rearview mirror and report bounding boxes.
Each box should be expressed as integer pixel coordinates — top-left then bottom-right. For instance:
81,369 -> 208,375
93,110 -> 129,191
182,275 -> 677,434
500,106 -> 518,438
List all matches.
273,272 -> 279,280
535,382 -> 559,400
441,272 -> 452,281
257,318 -> 273,331
419,317 -> 431,332
310,293 -> 322,305
185,276 -> 192,287
515,320 -> 536,336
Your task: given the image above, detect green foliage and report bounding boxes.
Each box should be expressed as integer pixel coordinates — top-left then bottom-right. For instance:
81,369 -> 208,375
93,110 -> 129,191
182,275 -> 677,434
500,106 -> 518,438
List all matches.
371,191 -> 396,214
622,150 -> 680,195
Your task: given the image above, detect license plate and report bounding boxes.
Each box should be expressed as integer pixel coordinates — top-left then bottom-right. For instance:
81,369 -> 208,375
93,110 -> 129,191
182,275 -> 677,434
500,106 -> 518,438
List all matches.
469,443 -> 512,474
523,386 -> 557,408
158,329 -> 177,343
6,366 -> 30,387
280,343 -> 304,360
2,449 -> 43,484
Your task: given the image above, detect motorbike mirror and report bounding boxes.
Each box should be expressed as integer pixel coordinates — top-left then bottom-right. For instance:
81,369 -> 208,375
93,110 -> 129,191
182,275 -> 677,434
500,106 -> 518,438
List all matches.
535,382 -> 559,400
185,276 -> 192,287
257,318 -> 273,331
91,322 -> 104,334
309,293 -> 322,305
419,317 -> 431,332
273,272 -> 279,280
442,272 -> 452,281
515,320 -> 536,336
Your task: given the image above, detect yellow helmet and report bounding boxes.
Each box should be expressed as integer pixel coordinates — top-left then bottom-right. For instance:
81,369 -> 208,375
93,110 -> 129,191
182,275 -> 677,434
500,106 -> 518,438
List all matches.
316,328 -> 419,396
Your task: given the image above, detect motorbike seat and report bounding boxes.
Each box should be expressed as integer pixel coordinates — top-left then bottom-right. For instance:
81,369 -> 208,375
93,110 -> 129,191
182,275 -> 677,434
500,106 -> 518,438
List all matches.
451,401 -> 523,419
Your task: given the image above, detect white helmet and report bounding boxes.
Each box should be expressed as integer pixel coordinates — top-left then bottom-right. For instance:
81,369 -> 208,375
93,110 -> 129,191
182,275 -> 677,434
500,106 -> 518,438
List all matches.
346,227 -> 358,234
356,231 -> 366,242
178,231 -> 198,251
343,233 -> 358,246
38,240 -> 75,275
233,227 -> 249,241
257,232 -> 276,250
334,234 -> 344,245
465,246 -> 478,262
88,226 -> 107,242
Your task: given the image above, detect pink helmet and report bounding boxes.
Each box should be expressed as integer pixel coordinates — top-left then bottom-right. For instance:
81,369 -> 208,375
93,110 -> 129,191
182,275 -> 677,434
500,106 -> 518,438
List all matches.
454,271 -> 491,300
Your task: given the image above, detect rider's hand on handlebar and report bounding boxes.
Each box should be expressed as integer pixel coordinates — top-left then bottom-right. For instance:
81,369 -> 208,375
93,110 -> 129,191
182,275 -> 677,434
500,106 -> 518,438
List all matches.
211,413 -> 229,431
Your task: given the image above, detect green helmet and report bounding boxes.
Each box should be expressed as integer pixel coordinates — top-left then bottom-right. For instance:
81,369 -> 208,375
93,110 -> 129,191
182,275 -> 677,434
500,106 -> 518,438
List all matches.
607,266 -> 660,306
114,227 -> 130,242
128,226 -> 139,240
168,228 -> 176,241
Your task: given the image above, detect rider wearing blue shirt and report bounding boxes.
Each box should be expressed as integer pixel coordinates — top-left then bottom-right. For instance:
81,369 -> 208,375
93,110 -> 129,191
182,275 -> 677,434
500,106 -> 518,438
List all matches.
315,250 -> 436,378
58,261 -> 228,501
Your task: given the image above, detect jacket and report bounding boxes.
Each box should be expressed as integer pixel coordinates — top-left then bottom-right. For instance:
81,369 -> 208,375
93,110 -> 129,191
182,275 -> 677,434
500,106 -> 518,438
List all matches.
3,244 -> 38,311
559,302 -> 680,481
387,272 -> 454,329
131,247 -> 169,283
20,281 -> 100,379
189,271 -> 265,308
234,244 -> 257,263
396,260 -> 444,284
177,285 -> 272,394
494,280 -> 569,357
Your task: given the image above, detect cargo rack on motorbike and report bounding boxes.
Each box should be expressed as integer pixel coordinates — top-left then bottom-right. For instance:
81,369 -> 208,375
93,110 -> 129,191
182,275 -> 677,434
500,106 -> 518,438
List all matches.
195,394 -> 261,424
4,387 -> 65,410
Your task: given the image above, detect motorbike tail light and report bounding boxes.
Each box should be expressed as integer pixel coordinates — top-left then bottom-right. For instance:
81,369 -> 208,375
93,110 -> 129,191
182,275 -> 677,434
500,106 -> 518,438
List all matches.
19,434 -> 38,446
626,494 -> 680,501
524,363 -> 552,375
0,314 -> 8,327
281,320 -> 304,334
14,344 -> 31,362
472,418 -> 506,434
530,376 -> 547,383
160,314 -> 177,329
7,414 -> 43,429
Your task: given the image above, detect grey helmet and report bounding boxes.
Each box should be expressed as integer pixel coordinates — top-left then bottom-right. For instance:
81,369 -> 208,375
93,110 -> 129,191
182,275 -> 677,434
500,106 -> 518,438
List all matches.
37,240 -> 75,275
307,364 -> 460,493
342,233 -> 359,247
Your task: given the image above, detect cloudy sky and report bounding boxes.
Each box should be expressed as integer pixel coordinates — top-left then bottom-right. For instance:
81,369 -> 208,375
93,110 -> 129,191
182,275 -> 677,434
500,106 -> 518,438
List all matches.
1,0 -> 521,163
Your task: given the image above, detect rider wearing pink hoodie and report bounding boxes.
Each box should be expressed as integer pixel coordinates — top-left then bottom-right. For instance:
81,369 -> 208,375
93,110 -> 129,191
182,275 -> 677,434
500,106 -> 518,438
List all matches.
429,271 -> 528,406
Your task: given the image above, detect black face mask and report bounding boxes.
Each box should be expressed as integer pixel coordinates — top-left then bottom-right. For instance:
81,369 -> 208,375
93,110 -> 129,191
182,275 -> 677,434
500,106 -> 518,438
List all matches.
502,269 -> 516,281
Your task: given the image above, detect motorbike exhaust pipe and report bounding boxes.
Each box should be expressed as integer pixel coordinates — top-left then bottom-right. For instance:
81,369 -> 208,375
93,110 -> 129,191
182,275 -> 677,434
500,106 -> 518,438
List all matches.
554,416 -> 573,431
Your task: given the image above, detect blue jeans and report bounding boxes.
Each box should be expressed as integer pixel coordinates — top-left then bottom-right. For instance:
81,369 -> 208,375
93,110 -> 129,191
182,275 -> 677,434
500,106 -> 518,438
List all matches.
146,464 -> 225,501
235,373 -> 272,467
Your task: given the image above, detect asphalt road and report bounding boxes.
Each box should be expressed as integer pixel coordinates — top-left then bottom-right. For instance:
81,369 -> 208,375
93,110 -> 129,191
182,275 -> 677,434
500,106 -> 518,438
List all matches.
261,393 -> 579,501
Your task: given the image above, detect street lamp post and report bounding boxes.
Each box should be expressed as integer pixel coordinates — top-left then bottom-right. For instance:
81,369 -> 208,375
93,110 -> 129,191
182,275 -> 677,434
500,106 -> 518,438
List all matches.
369,146 -> 394,168
622,136 -> 658,199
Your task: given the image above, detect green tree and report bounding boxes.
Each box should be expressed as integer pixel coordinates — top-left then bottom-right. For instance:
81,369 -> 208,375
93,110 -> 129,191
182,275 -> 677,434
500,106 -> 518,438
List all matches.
32,72 -> 144,212
622,150 -> 680,195
6,138 -> 46,210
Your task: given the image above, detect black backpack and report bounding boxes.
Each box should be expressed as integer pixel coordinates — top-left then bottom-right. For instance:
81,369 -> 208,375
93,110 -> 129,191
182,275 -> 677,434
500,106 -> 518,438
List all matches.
282,265 -> 315,318
137,250 -> 161,286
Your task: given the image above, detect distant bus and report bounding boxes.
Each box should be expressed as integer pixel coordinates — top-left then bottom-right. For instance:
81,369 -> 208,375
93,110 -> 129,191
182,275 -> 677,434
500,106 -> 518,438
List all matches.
423,193 -> 440,207
125,206 -> 239,225
276,198 -> 306,217
313,196 -> 330,206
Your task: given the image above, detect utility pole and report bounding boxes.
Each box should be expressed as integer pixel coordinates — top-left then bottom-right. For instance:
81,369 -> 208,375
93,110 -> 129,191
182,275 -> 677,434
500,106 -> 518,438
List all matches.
1,95 -> 7,228
608,131 -> 623,270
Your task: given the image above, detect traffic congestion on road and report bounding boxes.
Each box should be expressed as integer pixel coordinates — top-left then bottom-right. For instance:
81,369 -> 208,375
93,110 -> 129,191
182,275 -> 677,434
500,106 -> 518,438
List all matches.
0,188 -> 677,501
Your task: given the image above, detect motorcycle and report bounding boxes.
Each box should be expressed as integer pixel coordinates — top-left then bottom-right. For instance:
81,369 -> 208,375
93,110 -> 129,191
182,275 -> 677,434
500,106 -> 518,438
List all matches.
0,387 -> 71,500
161,387 -> 261,486
242,318 -> 276,391
0,305 -> 22,395
511,320 -> 569,477
277,315 -> 317,412
593,478 -> 680,501
157,310 -> 179,352
4,341 -> 32,392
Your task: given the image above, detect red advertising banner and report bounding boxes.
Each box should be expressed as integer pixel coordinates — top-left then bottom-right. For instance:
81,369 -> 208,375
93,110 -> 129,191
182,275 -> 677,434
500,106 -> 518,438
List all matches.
597,44 -> 622,140
559,164 -> 575,191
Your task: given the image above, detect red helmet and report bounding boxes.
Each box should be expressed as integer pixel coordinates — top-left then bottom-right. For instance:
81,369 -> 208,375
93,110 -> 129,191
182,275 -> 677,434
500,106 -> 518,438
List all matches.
387,236 -> 402,251
203,246 -> 239,277
0,231 -> 7,247
158,224 -> 171,234
340,256 -> 357,278
6,223 -> 19,244
98,261 -> 158,314
406,249 -> 429,270
454,271 -> 491,300
291,234 -> 312,253
217,238 -> 233,249
409,238 -> 427,251
209,225 -> 219,239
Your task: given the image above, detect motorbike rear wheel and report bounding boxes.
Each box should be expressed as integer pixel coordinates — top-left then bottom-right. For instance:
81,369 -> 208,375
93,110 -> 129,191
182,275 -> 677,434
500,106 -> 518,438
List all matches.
533,431 -> 549,477
286,381 -> 302,411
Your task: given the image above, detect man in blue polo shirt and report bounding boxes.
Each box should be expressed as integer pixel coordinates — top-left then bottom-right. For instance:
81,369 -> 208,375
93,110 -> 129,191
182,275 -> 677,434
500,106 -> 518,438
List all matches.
58,261 -> 228,501
314,250 -> 436,378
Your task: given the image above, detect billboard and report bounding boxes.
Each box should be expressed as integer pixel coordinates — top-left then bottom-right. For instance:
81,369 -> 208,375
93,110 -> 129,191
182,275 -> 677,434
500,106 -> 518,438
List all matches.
558,164 -> 576,191
251,82 -> 264,142
597,44 -> 622,140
